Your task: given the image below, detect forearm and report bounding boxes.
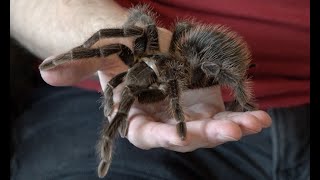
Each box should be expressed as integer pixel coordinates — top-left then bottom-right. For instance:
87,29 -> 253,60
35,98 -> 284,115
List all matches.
10,0 -> 128,59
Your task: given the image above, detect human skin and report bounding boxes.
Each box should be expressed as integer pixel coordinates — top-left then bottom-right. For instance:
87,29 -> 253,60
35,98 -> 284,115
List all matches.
10,0 -> 272,152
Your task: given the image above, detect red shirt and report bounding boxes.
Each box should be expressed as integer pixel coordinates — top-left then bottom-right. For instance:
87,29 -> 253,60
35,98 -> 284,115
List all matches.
77,0 -> 310,110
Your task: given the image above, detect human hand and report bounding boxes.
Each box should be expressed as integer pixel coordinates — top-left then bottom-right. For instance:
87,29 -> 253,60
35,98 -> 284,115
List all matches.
39,28 -> 272,153
110,86 -> 272,152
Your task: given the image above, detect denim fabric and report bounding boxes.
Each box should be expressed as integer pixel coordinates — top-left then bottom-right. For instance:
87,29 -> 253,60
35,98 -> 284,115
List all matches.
269,105 -> 310,180
10,85 -> 310,180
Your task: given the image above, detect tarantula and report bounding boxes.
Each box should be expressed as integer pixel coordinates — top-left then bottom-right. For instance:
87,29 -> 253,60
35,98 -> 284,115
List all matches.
39,5 -> 257,178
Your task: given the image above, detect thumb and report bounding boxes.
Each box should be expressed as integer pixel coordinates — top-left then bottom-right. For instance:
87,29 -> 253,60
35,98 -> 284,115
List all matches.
39,55 -> 103,86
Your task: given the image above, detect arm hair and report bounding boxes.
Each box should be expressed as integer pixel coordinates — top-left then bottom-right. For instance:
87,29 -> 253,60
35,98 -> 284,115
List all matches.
10,0 -> 128,59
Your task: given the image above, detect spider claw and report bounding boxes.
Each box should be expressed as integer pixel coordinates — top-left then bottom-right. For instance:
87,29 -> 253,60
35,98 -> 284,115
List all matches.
38,58 -> 56,71
98,160 -> 110,178
226,101 -> 258,112
103,105 -> 114,117
243,102 -> 258,111
176,122 -> 187,141
118,121 -> 129,138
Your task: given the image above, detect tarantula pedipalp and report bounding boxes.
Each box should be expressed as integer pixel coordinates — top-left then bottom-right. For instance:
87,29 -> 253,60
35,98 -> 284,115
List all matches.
39,5 -> 257,178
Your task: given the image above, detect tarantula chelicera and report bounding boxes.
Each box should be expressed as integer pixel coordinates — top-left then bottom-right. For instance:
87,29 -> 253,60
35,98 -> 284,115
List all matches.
39,5 -> 257,178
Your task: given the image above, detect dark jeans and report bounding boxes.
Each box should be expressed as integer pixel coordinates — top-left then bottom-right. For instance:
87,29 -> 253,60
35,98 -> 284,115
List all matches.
10,84 -> 309,180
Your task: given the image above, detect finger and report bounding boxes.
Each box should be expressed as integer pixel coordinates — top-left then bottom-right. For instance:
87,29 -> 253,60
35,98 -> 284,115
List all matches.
223,112 -> 265,136
204,111 -> 272,147
214,110 -> 272,129
249,110 -> 272,128
40,55 -> 103,86
127,115 -> 242,152
167,120 -> 243,152
127,110 -> 271,152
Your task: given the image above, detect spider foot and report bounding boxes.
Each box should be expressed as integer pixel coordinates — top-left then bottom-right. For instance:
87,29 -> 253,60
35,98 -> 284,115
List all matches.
225,101 -> 242,112
97,133 -> 113,178
225,101 -> 257,112
103,99 -> 114,117
176,121 -> 187,140
38,56 -> 60,70
98,160 -> 110,178
39,53 -> 71,71
243,102 -> 258,111
118,121 -> 129,138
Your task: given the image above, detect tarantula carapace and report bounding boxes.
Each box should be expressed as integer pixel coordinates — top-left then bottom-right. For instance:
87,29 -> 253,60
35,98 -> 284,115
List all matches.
39,5 -> 257,178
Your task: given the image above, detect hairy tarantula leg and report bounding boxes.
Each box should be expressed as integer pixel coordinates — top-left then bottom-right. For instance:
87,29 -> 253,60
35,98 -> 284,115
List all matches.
133,24 -> 159,55
103,71 -> 127,117
111,85 -> 137,138
97,116 -> 121,178
188,65 -> 219,89
39,44 -> 134,71
226,80 -> 258,112
123,5 -> 159,55
220,75 -> 258,111
226,99 -> 257,112
167,79 -> 187,140
82,27 -> 144,48
169,21 -> 194,53
117,114 -> 130,138
146,24 -> 160,51
202,64 -> 257,112
98,86 -> 136,178
116,86 -> 137,138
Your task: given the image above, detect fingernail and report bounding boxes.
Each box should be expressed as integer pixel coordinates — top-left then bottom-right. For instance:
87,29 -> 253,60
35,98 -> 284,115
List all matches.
218,134 -> 239,141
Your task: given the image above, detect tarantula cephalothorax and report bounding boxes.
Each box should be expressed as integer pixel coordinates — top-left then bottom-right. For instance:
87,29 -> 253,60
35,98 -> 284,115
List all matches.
39,5 -> 257,178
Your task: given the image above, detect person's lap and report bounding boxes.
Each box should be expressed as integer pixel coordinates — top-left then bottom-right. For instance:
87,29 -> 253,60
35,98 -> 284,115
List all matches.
10,84 -> 309,180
